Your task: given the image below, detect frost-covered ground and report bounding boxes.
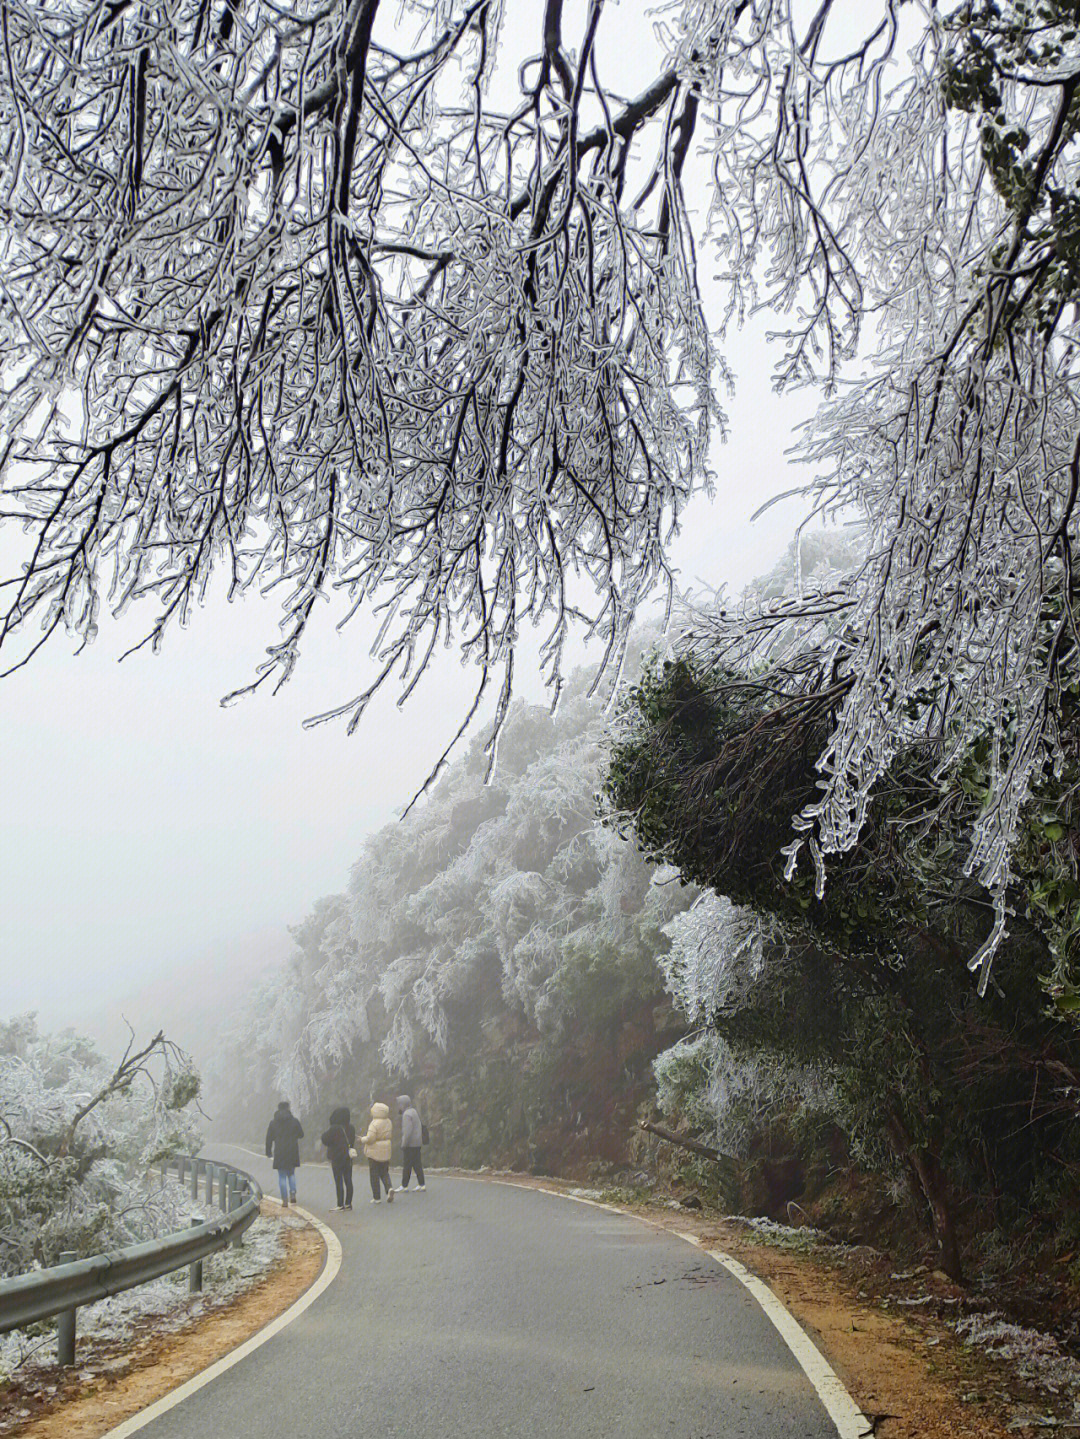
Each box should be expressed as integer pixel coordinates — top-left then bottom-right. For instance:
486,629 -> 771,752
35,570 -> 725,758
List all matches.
0,1207 -> 286,1387
955,1313 -> 1080,1418
735,1215 -> 840,1253
718,1213 -> 1080,1420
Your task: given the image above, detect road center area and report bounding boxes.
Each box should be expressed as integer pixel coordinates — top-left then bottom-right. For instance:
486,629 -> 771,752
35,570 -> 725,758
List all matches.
114,1146 -> 847,1439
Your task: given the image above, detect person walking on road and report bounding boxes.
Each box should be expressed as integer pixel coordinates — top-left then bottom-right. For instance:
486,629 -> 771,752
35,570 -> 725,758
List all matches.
322,1106 -> 356,1210
397,1095 -> 426,1191
265,1100 -> 304,1207
360,1101 -> 394,1204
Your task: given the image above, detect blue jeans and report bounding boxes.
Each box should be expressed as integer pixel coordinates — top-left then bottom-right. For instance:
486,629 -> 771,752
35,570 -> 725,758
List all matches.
276,1168 -> 296,1202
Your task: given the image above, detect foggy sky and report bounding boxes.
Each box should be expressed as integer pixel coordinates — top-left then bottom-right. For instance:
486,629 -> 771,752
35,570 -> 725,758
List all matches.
0,2 -> 823,1037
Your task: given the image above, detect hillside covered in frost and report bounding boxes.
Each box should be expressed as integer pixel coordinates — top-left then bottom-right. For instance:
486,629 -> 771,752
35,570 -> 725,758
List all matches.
210,669 -> 697,1175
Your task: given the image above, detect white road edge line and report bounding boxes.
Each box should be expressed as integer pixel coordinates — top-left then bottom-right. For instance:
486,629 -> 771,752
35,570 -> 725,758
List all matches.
194,1163 -> 868,1437
488,1178 -> 870,1439
685,1240 -> 869,1439
99,1201 -> 342,1439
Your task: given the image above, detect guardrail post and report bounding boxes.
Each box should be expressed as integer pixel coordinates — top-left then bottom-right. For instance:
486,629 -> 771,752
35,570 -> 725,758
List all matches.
177,1156 -> 186,1188
230,1183 -> 244,1249
190,1159 -> 200,1201
57,1251 -> 77,1366
0,1160 -> 261,1345
187,1218 -> 204,1293
160,1157 -> 167,1185
204,1162 -> 214,1206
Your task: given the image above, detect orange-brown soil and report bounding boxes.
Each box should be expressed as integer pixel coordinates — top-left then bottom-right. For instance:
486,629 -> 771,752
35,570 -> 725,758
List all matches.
4,1176 -> 1067,1439
466,1171 -> 1062,1439
0,1205 -> 325,1439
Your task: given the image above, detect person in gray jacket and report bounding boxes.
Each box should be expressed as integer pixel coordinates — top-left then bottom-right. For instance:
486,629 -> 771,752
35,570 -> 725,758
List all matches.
397,1095 -> 425,1191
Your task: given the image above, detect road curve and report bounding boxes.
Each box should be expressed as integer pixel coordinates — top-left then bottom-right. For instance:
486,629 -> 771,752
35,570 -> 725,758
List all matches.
123,1145 -> 847,1439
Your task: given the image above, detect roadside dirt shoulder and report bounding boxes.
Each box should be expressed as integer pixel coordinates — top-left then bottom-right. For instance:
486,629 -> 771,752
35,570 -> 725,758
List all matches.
675,1211 -> 1010,1439
459,1170 -> 1030,1439
0,1204 -> 325,1439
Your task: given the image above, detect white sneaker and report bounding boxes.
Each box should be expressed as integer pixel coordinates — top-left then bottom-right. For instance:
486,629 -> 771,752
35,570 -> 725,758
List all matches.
414,1185 -> 425,1191
370,1198 -> 381,1204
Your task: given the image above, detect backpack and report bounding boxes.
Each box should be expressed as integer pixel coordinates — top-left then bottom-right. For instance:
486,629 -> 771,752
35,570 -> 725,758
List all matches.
420,1122 -> 430,1146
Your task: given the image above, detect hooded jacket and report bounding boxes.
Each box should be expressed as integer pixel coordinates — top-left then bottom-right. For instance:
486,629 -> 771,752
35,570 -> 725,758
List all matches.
360,1102 -> 392,1163
321,1106 -> 356,1162
397,1095 -> 422,1150
265,1102 -> 304,1171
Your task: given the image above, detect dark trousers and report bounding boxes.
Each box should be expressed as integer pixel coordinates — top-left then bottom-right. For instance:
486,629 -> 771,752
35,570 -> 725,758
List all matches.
331,1155 -> 353,1207
401,1147 -> 425,1188
369,1159 -> 392,1200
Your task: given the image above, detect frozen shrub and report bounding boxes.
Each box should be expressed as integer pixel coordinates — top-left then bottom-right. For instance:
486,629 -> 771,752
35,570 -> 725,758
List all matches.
0,1017 -> 201,1275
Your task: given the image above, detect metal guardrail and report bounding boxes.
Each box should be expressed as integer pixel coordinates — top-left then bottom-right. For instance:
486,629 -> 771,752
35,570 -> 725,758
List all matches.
0,1156 -> 262,1365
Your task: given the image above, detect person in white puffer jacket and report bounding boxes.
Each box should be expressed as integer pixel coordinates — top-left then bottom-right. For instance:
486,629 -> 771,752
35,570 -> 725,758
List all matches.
360,1101 -> 394,1204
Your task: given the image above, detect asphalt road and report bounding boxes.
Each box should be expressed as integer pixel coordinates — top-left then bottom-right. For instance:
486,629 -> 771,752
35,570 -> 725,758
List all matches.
135,1144 -> 845,1439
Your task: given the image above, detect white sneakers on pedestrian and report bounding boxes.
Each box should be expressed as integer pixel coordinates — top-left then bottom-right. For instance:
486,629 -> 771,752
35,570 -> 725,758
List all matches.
370,1197 -> 381,1204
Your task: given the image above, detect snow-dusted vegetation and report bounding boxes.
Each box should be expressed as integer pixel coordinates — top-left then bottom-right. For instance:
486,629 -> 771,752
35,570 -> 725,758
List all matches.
0,1017 -> 291,1393
955,1311 -> 1080,1407
1,0 -> 1077,993
213,666 -> 699,1170
0,1016 -> 201,1277
0,1213 -> 285,1385
2,0 -> 1080,1423
606,586 -> 1080,1292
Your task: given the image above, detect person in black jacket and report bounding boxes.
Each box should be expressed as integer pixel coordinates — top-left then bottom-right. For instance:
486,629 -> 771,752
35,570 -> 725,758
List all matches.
321,1105 -> 356,1210
265,1100 -> 304,1207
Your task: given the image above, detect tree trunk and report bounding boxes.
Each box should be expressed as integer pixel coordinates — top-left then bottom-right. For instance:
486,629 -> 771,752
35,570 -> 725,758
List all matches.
885,1112 -> 964,1284
638,1119 -> 728,1164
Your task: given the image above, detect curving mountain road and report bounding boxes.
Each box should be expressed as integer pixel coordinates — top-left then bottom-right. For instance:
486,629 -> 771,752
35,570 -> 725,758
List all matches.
124,1145 -> 855,1439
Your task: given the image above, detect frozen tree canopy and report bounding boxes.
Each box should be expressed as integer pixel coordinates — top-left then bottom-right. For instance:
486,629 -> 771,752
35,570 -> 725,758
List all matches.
659,893 -> 764,1024
224,670 -> 695,1106
1,0 -> 1078,938
0,0 -> 715,736
673,0 -> 1080,980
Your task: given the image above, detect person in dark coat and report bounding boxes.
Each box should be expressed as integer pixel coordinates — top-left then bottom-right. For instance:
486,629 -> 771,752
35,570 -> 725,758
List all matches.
265,1100 -> 304,1207
321,1105 -> 356,1210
